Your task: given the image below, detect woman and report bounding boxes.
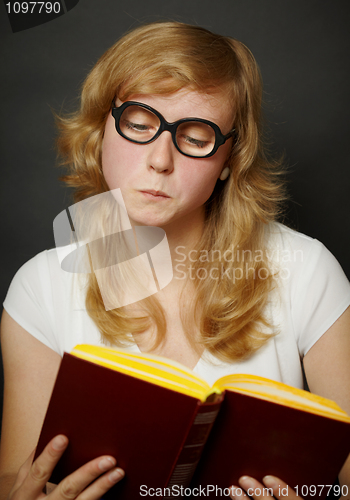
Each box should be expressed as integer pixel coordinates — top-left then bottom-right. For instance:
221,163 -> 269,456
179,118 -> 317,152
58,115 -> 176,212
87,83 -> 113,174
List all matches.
0,21 -> 349,500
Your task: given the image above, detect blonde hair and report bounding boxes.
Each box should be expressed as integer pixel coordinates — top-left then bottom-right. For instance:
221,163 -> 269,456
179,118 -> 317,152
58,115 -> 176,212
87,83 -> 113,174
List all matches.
58,21 -> 286,362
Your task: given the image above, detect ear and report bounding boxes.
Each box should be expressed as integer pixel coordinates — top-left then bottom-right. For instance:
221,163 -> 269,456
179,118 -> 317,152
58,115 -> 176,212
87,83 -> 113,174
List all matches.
219,167 -> 230,181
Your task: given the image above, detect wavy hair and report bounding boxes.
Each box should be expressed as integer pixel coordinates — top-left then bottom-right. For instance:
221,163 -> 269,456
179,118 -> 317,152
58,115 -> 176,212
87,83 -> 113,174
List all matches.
58,21 -> 286,362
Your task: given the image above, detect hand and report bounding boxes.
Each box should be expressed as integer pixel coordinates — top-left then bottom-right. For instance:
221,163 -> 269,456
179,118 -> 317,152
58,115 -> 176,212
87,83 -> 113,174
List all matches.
8,435 -> 125,499
230,475 -> 299,500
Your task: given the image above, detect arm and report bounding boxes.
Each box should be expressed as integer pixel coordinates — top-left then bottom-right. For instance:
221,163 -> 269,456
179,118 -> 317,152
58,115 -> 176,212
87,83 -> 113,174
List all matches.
303,305 -> 350,494
0,310 -> 125,500
0,309 -> 61,497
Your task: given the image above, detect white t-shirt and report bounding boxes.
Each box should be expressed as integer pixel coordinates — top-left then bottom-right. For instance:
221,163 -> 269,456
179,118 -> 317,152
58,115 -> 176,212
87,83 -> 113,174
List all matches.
4,223 -> 350,388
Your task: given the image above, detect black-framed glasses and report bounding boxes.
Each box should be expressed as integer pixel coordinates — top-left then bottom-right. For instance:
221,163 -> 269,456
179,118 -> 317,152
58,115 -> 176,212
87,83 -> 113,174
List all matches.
111,101 -> 235,159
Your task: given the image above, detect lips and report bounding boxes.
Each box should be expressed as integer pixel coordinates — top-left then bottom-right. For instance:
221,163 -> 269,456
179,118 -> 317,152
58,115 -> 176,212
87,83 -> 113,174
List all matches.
140,189 -> 170,198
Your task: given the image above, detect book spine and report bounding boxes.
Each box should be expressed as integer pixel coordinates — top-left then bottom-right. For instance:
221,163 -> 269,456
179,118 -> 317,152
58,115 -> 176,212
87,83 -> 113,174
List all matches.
163,398 -> 223,499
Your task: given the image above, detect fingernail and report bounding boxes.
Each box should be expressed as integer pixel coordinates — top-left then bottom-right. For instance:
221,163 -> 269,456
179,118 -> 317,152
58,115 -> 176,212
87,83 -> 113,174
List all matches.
109,467 -> 124,483
99,457 -> 116,472
239,475 -> 255,489
230,486 -> 244,499
52,435 -> 68,450
263,475 -> 278,488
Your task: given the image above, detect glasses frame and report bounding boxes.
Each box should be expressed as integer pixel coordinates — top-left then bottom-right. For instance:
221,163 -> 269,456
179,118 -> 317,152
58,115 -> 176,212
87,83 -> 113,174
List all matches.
111,100 -> 235,159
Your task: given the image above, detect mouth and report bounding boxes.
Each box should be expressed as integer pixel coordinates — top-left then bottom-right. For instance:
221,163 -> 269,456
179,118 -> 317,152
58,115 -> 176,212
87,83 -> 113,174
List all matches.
140,189 -> 170,199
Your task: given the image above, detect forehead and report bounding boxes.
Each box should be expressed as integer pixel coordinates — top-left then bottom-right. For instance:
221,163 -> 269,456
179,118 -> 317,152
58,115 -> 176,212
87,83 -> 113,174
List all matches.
117,88 -> 234,132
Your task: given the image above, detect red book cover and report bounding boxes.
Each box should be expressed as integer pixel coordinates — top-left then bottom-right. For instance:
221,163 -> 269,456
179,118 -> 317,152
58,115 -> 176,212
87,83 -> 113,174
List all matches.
191,389 -> 350,499
36,350 -> 350,499
35,353 -> 221,499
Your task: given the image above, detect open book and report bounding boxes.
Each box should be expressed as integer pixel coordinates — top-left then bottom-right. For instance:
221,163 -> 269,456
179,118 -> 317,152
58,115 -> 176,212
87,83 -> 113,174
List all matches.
36,344 -> 350,499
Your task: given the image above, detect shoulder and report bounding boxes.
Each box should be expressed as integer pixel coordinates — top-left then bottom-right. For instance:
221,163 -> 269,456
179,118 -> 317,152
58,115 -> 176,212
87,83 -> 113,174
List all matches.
267,222 -> 326,253
4,249 -> 59,303
4,246 -> 74,304
267,222 -> 350,355
3,246 -> 88,354
267,222 -> 348,279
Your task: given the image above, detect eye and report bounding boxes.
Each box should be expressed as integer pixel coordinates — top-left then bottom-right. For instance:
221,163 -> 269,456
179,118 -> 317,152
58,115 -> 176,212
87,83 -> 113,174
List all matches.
176,121 -> 215,155
124,120 -> 150,132
180,134 -> 208,148
119,105 -> 160,141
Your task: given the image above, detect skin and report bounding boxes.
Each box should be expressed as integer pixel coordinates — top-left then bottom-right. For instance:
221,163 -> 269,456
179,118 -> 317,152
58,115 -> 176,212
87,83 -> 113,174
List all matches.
0,89 -> 349,499
102,90 -> 233,240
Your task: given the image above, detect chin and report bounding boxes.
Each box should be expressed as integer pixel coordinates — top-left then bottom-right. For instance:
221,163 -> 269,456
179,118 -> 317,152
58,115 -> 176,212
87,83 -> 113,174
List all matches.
133,217 -> 173,229
127,211 -> 172,228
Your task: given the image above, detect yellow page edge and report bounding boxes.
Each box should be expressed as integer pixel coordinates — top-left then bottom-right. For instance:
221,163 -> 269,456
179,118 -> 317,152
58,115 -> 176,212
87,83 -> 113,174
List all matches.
215,374 -> 350,423
71,349 -> 212,402
73,344 -> 210,388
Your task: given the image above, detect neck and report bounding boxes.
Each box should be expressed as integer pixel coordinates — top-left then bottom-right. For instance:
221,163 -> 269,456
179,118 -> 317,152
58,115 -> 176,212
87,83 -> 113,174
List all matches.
165,209 -> 204,255
160,210 -> 205,284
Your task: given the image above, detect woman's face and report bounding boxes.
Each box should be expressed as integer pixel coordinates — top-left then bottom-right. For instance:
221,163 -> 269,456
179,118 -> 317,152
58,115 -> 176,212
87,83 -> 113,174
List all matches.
102,88 -> 233,232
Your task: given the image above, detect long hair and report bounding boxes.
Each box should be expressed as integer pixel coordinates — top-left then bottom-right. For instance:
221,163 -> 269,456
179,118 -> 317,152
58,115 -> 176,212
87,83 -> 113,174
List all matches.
57,21 -> 286,361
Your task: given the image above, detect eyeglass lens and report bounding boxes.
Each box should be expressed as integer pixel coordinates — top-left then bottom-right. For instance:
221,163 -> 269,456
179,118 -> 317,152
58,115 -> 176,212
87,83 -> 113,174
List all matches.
119,104 -> 216,157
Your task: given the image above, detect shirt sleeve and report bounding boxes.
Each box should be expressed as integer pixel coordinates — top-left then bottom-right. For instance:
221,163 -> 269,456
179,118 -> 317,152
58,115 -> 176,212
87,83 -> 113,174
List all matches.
3,251 -> 60,352
291,239 -> 350,356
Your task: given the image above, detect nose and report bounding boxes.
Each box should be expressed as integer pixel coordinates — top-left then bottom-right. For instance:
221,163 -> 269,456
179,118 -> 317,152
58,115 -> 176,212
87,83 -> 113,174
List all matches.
146,131 -> 175,174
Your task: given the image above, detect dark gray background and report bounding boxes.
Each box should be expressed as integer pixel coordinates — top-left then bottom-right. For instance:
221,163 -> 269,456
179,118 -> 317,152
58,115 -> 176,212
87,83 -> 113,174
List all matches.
0,1 -> 349,425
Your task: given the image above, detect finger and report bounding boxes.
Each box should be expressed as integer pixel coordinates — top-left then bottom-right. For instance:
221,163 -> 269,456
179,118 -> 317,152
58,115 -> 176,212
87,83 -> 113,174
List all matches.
262,476 -> 299,499
78,466 -> 125,500
52,456 -> 121,500
18,435 -> 68,498
238,476 -> 274,500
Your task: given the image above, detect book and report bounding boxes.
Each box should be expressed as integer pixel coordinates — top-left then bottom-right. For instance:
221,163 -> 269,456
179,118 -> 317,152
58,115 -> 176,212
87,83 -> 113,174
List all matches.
35,344 -> 350,499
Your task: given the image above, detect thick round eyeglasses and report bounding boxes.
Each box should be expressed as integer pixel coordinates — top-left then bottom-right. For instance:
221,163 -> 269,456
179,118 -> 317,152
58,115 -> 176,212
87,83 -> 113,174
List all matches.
111,101 -> 235,159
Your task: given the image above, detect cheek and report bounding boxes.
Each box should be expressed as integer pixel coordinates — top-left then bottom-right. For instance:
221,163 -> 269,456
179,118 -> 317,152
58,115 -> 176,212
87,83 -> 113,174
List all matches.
102,118 -> 141,189
188,149 -> 228,191
179,161 -> 223,204
181,147 -> 229,205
